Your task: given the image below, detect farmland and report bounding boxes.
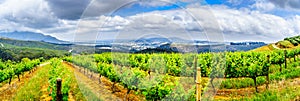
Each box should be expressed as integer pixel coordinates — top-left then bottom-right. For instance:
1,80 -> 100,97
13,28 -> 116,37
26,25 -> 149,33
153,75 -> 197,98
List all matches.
1,36 -> 300,101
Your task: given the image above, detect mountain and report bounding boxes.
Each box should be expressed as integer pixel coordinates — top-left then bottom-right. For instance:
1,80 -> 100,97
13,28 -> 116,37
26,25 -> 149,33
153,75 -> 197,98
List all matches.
0,38 -> 71,50
134,37 -> 172,43
0,38 -> 70,61
0,31 -> 67,44
92,37 -> 266,53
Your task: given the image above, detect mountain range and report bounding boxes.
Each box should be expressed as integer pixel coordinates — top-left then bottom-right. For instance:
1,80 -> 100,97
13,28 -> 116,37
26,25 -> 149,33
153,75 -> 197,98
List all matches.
0,31 -> 266,53
0,31 -> 67,44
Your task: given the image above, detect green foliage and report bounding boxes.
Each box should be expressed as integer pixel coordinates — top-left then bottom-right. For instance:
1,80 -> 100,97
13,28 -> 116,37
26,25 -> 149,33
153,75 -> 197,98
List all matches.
139,75 -> 177,100
94,53 -> 112,64
12,64 -> 51,100
120,67 -> 147,92
67,46 -> 300,100
63,55 -> 98,73
0,58 -> 40,83
284,36 -> 300,46
0,46 -> 69,61
0,38 -> 69,50
129,54 -> 150,71
48,58 -> 71,101
163,54 -> 183,76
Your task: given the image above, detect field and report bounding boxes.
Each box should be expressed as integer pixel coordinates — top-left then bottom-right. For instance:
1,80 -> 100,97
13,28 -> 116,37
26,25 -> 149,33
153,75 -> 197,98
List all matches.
1,36 -> 300,101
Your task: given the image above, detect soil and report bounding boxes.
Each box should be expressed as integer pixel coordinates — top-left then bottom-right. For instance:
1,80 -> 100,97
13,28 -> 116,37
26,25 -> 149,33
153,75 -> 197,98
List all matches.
64,62 -> 144,101
214,78 -> 300,100
0,62 -> 49,100
1,61 -> 300,101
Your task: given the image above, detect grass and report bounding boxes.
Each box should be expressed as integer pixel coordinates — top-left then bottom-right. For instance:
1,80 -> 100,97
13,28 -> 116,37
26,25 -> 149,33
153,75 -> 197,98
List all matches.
236,84 -> 300,101
13,64 -> 51,100
63,63 -> 101,101
276,40 -> 294,49
13,63 -> 87,100
64,64 -> 87,101
219,59 -> 300,89
252,44 -> 274,51
75,78 -> 101,101
252,40 -> 297,51
214,61 -> 300,101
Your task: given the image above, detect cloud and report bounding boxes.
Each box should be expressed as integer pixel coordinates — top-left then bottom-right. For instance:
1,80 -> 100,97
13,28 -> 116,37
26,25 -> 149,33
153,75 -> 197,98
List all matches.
45,0 -> 91,20
70,4 -> 300,43
45,0 -> 142,20
0,0 -> 58,29
251,0 -> 275,12
269,0 -> 300,10
227,0 -> 244,6
209,6 -> 298,42
71,15 -> 131,42
45,0 -> 197,20
0,0 -> 299,43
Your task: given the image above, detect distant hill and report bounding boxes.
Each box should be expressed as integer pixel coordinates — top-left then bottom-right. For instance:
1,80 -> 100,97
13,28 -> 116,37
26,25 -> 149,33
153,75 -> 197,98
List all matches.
0,31 -> 68,44
0,45 -> 69,61
0,38 -> 71,51
253,35 -> 300,51
94,37 -> 265,53
0,38 -> 70,61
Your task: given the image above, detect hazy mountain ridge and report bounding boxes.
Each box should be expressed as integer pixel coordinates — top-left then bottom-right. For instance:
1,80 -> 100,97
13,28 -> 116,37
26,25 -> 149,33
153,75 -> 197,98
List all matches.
0,31 -> 67,44
0,31 -> 266,53
0,38 -> 71,51
94,37 -> 266,53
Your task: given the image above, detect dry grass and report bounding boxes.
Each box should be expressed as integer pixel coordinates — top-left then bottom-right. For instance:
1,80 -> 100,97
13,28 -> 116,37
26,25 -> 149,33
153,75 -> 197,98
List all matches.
252,40 -> 300,51
64,62 -> 144,101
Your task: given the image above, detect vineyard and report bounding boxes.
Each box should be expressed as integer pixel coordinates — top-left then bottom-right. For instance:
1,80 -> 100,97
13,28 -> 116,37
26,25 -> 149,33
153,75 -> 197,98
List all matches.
2,0 -> 300,100
284,35 -> 300,46
62,47 -> 300,100
1,40 -> 300,100
0,58 -> 41,84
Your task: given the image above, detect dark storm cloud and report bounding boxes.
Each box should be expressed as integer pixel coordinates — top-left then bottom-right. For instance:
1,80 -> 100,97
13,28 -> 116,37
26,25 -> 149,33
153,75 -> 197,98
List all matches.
45,0 -> 194,20
269,0 -> 300,9
5,15 -> 58,28
45,0 -> 137,20
79,0 -> 135,18
0,0 -> 59,29
45,0 -> 92,20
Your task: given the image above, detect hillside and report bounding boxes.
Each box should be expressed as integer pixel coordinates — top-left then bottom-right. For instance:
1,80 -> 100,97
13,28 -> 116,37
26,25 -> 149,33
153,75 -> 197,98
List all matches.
0,45 -> 70,61
0,38 -> 71,51
0,38 -> 70,61
0,31 -> 67,44
253,35 -> 300,51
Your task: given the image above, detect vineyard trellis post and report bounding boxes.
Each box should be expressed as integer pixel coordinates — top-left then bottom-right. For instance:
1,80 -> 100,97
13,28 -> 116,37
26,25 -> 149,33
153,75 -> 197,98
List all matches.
194,56 -> 201,101
56,78 -> 62,101
266,55 -> 270,89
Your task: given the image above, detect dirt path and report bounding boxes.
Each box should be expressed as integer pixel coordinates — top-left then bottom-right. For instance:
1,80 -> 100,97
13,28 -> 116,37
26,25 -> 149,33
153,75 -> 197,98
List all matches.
0,62 -> 50,100
64,62 -> 126,101
272,43 -> 281,50
64,62 -> 144,101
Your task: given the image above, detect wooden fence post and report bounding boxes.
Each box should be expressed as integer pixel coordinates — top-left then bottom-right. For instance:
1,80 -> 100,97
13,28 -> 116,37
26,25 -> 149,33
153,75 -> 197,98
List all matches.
196,68 -> 201,101
194,56 -> 201,101
56,78 -> 62,101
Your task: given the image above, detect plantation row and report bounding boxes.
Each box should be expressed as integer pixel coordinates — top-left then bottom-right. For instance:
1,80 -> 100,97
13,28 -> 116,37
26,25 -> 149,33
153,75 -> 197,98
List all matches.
0,58 -> 41,84
63,56 -> 187,100
63,47 -> 300,98
284,35 -> 300,46
48,58 -> 72,101
92,48 -> 300,78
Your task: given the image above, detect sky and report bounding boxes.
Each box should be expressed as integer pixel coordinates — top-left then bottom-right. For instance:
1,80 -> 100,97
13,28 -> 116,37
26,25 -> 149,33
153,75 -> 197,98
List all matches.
0,0 -> 300,43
